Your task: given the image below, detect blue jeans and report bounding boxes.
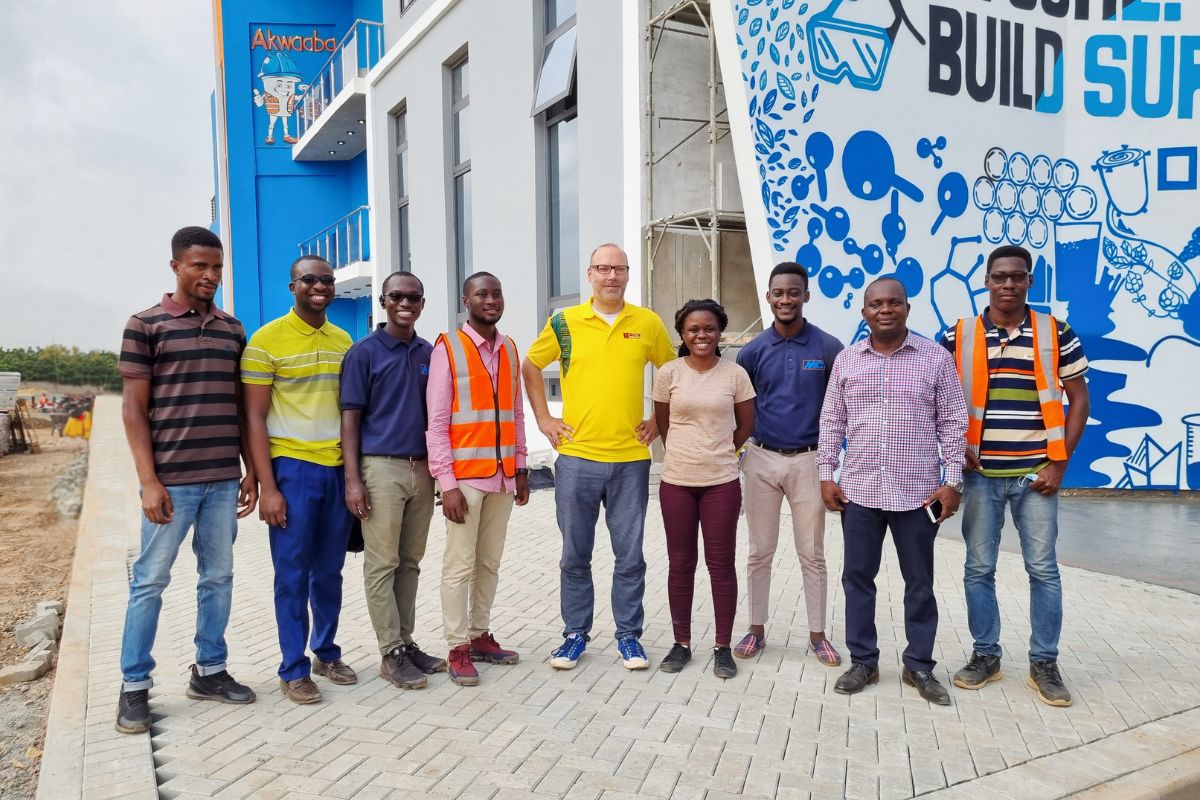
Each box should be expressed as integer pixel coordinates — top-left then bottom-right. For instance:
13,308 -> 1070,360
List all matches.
961,470 -> 1062,662
554,455 -> 650,640
269,457 -> 351,680
120,479 -> 239,690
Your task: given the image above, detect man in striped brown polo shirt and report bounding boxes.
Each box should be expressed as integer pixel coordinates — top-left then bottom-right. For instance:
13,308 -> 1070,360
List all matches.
114,227 -> 259,735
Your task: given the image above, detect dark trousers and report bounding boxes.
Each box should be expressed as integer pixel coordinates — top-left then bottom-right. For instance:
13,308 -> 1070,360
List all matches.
268,457 -> 352,680
841,501 -> 939,672
659,479 -> 741,646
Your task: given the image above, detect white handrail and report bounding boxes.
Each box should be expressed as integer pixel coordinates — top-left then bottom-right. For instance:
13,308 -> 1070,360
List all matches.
296,20 -> 384,138
297,205 -> 371,269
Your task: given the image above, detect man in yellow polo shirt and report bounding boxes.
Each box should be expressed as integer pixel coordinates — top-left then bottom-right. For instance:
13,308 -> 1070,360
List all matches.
242,256 -> 358,704
522,243 -> 675,671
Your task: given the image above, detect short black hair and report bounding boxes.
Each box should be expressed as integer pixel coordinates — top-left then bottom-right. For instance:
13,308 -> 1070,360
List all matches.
864,275 -> 908,302
768,261 -> 809,290
986,245 -> 1033,274
171,226 -> 222,259
382,270 -> 424,293
674,298 -> 728,357
291,254 -> 331,279
463,270 -> 499,294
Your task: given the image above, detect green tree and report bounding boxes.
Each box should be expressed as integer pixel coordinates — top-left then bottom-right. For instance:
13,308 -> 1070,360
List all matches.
0,346 -> 121,390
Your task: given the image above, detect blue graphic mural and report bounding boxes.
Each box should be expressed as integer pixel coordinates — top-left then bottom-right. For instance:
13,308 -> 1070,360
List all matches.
807,0 -> 924,91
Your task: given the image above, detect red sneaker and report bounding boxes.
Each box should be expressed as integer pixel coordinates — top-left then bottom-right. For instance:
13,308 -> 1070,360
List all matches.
469,632 -> 520,665
448,644 -> 479,686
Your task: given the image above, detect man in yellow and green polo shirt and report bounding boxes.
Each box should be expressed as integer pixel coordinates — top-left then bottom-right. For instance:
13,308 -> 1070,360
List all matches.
242,255 -> 358,705
522,243 -> 675,671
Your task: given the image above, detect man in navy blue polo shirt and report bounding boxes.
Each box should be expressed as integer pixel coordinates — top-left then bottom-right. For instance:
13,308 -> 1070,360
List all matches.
340,271 -> 446,690
733,262 -> 845,666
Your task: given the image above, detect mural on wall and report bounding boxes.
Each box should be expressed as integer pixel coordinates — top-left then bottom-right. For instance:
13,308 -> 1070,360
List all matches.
729,0 -> 1200,489
248,26 -> 336,146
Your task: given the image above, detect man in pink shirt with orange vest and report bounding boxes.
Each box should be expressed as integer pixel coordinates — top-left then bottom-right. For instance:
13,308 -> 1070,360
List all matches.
426,271 -> 530,686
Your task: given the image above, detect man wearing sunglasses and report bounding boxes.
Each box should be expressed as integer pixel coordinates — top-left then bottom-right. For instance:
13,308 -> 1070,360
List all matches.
941,245 -> 1090,707
242,256 -> 356,704
340,271 -> 444,691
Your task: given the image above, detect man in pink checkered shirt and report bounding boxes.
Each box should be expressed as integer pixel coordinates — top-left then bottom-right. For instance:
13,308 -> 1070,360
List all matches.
817,277 -> 968,706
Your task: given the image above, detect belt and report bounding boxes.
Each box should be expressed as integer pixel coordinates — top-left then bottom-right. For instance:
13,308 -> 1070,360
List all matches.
754,441 -> 817,456
367,454 -> 427,463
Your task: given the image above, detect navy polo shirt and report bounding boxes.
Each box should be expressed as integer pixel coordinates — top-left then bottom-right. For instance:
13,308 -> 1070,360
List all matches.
736,320 -> 844,450
339,325 -> 433,457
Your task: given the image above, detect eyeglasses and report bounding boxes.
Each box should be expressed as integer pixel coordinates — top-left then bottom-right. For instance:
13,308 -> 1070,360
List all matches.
385,291 -> 424,304
988,271 -> 1030,285
297,274 -> 335,286
591,264 -> 630,276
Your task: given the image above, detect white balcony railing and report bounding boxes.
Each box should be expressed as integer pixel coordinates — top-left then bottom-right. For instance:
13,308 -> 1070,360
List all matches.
298,206 -> 370,269
296,20 -> 384,140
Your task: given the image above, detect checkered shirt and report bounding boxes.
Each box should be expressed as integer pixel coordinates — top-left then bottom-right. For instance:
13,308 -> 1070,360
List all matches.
817,332 -> 968,512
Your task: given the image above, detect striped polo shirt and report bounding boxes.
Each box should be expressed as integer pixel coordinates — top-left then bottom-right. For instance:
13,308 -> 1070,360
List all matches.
240,310 -> 351,467
118,294 -> 246,486
941,308 -> 1088,477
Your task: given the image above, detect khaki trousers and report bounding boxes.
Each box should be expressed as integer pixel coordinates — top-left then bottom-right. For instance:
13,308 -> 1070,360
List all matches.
742,446 -> 828,632
360,456 -> 436,654
441,484 -> 515,647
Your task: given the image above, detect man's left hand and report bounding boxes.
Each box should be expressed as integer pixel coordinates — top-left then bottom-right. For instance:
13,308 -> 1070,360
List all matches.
924,484 -> 961,523
237,474 -> 258,519
515,473 -> 530,506
1029,460 -> 1067,496
635,417 -> 659,446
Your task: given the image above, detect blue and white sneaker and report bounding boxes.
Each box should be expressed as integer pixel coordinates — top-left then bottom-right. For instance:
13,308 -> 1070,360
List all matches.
616,636 -> 649,670
550,634 -> 586,670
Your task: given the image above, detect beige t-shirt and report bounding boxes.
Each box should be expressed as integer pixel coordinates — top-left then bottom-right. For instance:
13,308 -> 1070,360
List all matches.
652,357 -> 756,487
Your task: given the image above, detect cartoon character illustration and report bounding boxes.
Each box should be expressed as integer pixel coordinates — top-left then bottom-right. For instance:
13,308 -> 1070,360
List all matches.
253,52 -> 308,145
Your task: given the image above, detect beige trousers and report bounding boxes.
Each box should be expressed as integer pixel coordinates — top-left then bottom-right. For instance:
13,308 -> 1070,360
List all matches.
360,456 -> 436,655
441,484 -> 515,647
742,446 -> 828,632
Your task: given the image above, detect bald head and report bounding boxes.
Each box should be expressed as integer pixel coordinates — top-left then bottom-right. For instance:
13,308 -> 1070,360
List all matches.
863,276 -> 907,305
589,242 -> 627,267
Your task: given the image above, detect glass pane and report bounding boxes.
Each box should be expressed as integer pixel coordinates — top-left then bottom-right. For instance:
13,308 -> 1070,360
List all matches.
399,205 -> 410,272
395,111 -> 406,146
453,105 -> 470,166
397,146 -> 408,199
547,0 -> 577,32
455,171 -> 473,287
533,26 -> 577,114
549,116 -> 579,297
452,60 -> 469,103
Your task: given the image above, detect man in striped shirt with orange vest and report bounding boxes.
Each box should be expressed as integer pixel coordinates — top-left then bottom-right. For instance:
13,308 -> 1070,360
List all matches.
941,245 -> 1090,707
427,272 -> 529,686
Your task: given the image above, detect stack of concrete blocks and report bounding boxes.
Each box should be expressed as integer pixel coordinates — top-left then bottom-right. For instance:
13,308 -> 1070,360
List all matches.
0,411 -> 11,457
0,601 -> 64,684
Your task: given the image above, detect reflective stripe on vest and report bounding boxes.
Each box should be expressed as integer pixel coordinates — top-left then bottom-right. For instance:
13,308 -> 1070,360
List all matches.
441,330 -> 519,479
953,309 -> 1066,462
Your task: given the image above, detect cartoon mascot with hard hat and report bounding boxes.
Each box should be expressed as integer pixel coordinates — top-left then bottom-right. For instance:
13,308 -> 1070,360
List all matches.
253,52 -> 308,145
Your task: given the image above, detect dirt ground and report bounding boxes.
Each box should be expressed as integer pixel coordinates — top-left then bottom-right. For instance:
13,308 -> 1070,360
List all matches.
0,432 -> 86,800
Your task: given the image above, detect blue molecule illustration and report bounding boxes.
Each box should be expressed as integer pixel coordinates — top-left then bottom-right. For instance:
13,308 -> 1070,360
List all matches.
843,237 -> 885,275
810,203 -> 851,241
882,189 -> 907,263
806,132 -> 834,202
842,130 -> 923,202
917,135 -> 947,169
931,172 -> 968,235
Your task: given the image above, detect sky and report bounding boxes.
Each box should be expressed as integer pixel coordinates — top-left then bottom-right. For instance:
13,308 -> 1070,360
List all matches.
0,2 -> 216,352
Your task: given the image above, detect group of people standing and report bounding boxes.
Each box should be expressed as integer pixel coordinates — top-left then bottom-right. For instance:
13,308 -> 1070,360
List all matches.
114,226 -> 1088,736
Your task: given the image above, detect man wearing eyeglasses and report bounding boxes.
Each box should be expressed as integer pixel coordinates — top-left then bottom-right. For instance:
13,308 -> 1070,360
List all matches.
340,271 -> 444,691
941,245 -> 1090,708
242,256 -> 357,704
522,243 -> 676,671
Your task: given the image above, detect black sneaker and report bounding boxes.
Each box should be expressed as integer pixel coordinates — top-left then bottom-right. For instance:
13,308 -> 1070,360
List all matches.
902,668 -> 952,706
834,663 -> 880,695
713,647 -> 737,679
403,642 -> 448,674
115,689 -> 151,734
381,648 -> 428,689
185,665 -> 256,704
1027,660 -> 1072,707
952,651 -> 1002,690
659,643 -> 692,674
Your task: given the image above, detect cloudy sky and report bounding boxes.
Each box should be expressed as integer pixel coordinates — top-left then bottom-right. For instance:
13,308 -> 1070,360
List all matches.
0,2 -> 215,351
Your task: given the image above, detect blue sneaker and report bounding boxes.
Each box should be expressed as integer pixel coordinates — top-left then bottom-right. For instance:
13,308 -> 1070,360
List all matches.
550,634 -> 586,670
616,636 -> 649,670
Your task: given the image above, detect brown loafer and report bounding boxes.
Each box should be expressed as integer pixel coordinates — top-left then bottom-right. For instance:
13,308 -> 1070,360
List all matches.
312,658 -> 358,685
279,676 -> 321,704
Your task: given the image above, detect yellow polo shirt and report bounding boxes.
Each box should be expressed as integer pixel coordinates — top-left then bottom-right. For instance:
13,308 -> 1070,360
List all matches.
240,310 -> 351,467
526,299 -> 675,462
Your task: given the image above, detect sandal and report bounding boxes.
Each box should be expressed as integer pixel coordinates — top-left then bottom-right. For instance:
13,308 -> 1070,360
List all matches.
734,632 -> 765,659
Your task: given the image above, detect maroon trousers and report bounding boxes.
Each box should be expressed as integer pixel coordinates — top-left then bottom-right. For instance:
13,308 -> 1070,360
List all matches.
659,478 -> 741,646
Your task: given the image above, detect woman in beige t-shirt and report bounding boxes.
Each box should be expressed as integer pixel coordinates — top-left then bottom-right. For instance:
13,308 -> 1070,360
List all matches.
651,299 -> 756,679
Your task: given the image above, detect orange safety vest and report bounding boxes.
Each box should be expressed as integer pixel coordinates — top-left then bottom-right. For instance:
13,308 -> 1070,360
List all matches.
440,329 -> 519,479
953,309 -> 1067,462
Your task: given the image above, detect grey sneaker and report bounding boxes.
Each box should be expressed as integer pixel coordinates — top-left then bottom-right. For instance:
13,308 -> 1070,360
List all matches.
381,648 -> 428,690
115,689 -> 151,734
1027,660 -> 1072,707
952,651 -> 1002,690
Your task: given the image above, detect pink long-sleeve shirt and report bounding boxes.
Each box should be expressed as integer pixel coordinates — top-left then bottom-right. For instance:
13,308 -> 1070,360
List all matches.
425,322 -> 528,494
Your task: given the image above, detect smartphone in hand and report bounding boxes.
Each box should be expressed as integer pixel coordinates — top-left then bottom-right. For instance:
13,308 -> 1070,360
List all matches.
925,498 -> 944,524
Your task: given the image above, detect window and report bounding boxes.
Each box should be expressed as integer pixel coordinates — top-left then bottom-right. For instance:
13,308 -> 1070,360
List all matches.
394,109 -> 410,272
400,0 -> 418,14
540,0 -> 579,301
533,4 -> 577,116
450,58 -> 472,294
546,0 -> 576,33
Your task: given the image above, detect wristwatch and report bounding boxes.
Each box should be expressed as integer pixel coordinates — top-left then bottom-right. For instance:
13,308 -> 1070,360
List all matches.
515,468 -> 529,476
944,480 -> 964,494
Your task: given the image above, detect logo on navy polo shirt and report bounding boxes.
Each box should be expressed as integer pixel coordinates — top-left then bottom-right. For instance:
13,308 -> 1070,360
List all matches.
420,364 -> 429,375
803,359 -> 825,370
623,332 -> 642,339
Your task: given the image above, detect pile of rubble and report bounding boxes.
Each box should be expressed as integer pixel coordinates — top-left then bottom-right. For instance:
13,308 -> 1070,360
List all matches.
0,601 -> 63,685
49,450 -> 88,518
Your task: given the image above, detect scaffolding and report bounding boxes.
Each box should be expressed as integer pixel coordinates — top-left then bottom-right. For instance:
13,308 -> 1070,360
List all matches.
644,0 -> 746,310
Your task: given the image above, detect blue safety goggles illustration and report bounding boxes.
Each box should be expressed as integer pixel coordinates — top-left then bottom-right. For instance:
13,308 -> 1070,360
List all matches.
807,0 -> 923,92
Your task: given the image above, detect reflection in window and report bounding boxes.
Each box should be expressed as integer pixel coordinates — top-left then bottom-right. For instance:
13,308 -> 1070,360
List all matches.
450,59 -> 472,291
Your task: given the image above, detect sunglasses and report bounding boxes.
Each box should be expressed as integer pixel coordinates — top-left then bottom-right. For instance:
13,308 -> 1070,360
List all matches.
385,292 -> 424,303
296,274 -> 335,286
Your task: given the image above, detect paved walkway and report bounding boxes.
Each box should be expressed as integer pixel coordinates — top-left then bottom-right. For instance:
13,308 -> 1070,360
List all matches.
38,397 -> 1200,799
